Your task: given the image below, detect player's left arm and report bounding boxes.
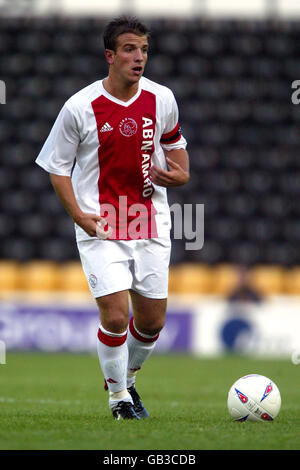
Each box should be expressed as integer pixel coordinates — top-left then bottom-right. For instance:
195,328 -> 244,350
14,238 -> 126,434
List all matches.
150,148 -> 190,187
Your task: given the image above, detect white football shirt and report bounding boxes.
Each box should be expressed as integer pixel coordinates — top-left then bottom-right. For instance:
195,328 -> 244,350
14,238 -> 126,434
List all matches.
36,76 -> 187,241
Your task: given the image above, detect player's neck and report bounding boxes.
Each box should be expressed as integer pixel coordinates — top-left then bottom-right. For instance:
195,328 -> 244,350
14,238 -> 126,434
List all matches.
103,76 -> 140,102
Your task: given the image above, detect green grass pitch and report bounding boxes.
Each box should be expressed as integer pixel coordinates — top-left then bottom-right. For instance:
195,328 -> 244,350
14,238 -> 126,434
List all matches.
0,352 -> 299,450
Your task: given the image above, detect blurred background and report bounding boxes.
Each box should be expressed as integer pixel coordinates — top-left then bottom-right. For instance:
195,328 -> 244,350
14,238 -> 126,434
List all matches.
0,0 -> 300,359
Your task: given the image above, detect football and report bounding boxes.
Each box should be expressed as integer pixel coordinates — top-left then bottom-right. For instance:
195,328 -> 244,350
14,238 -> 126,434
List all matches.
227,374 -> 281,422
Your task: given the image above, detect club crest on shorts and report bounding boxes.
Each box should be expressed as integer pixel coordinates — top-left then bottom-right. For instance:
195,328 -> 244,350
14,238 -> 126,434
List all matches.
88,274 -> 97,288
119,117 -> 138,137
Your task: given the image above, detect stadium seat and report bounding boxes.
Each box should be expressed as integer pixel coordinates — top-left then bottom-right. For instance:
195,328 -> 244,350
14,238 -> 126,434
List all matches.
264,36 -> 294,57
1,237 -> 35,261
248,265 -> 285,296
20,76 -> 52,98
279,173 -> 300,194
249,58 -> 280,78
195,79 -> 229,99
37,238 -> 78,261
1,189 -> 35,215
260,194 -> 292,218
284,267 -> 300,295
58,261 -> 89,292
227,241 -> 262,265
0,213 -> 15,238
283,220 -> 300,243
222,193 -> 257,218
211,264 -> 240,296
265,79 -> 289,100
230,78 -> 261,100
179,56 -> 212,78
244,218 -> 278,242
5,97 -> 35,120
256,148 -> 292,170
192,33 -> 224,56
0,260 -> 20,291
0,167 -> 15,192
216,57 -> 245,77
181,101 -> 216,125
149,54 -> 174,77
264,241 -> 298,265
36,54 -> 68,75
36,191 -> 66,216
169,239 -> 187,265
242,170 -> 273,194
16,31 -> 52,53
188,239 -> 224,264
229,34 -> 262,56
52,76 -> 88,98
52,33 -> 83,54
168,263 -> 213,295
19,260 -> 59,291
157,32 -> 188,55
35,98 -> 64,121
18,213 -> 52,239
2,143 -> 36,168
168,264 -> 182,293
216,101 -> 251,123
222,147 -> 253,169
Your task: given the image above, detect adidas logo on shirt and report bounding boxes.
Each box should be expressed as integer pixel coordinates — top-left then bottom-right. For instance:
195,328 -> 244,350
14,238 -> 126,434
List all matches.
100,122 -> 113,132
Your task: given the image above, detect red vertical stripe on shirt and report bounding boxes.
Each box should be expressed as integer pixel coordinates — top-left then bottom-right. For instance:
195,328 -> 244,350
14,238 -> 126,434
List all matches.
91,90 -> 158,240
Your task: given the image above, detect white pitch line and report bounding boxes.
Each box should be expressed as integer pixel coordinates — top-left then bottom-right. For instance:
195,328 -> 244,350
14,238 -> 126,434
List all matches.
0,397 -> 82,405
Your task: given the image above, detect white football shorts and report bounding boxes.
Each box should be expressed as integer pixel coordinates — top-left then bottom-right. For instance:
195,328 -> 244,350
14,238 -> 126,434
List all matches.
77,235 -> 171,299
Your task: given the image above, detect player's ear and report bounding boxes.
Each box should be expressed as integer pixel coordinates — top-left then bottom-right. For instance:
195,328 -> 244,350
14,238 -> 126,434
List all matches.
105,49 -> 115,65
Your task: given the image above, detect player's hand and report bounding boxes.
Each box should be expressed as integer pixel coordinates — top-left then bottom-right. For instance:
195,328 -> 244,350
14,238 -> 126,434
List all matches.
73,212 -> 102,237
150,157 -> 189,187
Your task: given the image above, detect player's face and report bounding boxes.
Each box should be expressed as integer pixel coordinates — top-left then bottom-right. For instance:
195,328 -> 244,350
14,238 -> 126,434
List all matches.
108,33 -> 148,85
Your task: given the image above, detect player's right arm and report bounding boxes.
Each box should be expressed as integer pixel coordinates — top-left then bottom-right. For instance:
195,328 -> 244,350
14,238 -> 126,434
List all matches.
36,103 -> 101,237
50,174 -> 101,237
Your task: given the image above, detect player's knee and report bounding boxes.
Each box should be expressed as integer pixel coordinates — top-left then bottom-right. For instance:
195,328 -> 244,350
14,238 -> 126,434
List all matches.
103,312 -> 129,334
138,318 -> 165,337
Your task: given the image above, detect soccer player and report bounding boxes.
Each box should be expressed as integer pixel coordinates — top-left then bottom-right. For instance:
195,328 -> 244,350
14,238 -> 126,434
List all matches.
36,16 -> 189,420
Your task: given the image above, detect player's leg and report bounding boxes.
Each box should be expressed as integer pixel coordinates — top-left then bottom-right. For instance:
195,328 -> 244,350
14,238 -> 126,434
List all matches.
96,290 -> 129,398
126,236 -> 171,417
127,292 -> 167,417
96,291 -> 139,419
127,291 -> 166,383
77,239 -> 139,419
130,292 -> 167,336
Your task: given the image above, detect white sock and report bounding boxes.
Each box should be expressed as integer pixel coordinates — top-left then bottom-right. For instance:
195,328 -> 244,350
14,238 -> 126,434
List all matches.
96,324 -> 131,408
127,317 -> 160,388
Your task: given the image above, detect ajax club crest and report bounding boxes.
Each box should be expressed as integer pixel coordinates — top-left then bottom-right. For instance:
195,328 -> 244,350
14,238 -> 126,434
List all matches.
119,117 -> 138,137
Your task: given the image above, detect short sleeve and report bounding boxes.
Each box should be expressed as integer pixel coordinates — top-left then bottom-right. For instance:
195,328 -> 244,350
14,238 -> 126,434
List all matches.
35,104 -> 80,176
160,91 -> 187,151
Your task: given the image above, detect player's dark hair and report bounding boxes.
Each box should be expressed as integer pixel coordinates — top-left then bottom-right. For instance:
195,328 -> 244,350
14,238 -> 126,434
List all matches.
103,15 -> 150,52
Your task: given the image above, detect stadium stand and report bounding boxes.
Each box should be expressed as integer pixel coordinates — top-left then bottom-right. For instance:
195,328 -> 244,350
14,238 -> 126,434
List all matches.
58,261 -> 90,292
247,264 -> 286,296
0,17 -> 299,294
168,263 -> 214,295
0,260 -> 20,291
19,260 -> 60,291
